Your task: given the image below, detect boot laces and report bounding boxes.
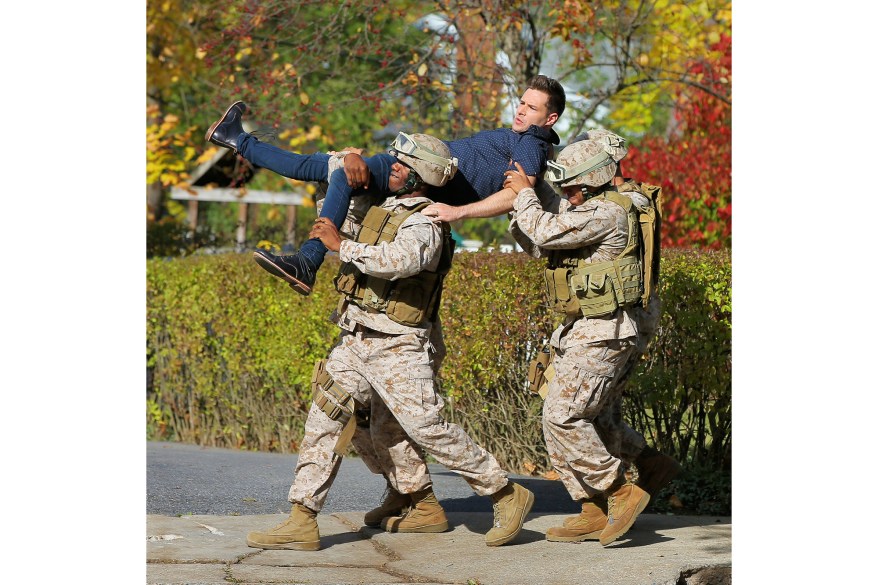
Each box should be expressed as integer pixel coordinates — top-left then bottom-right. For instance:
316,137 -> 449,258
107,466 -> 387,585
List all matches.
607,489 -> 628,521
399,504 -> 419,520
607,478 -> 633,520
270,516 -> 295,532
492,502 -> 502,528
607,495 -> 618,520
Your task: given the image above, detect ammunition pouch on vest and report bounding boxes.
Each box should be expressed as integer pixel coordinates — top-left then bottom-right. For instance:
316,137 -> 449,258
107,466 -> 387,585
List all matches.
545,190 -> 646,319
334,202 -> 454,327
311,359 -> 358,456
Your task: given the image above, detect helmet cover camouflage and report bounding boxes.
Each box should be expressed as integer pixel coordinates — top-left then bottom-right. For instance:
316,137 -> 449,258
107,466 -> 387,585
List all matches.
389,132 -> 458,187
548,139 -> 618,188
582,128 -> 628,162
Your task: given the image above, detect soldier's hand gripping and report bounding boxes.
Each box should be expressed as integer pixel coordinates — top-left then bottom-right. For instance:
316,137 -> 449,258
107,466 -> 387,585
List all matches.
503,162 -> 531,195
328,146 -> 364,156
309,217 -> 343,252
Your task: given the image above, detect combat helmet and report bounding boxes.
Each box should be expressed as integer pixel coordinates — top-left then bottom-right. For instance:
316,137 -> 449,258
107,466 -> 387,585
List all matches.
546,136 -> 623,188
567,129 -> 628,162
582,128 -> 628,162
388,132 -> 459,187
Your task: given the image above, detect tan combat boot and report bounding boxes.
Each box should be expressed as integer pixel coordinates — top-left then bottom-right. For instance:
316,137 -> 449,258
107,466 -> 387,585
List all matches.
484,482 -> 534,547
364,485 -> 411,528
246,503 -> 321,550
635,446 -> 682,496
546,497 -> 608,542
599,479 -> 650,546
381,488 -> 448,533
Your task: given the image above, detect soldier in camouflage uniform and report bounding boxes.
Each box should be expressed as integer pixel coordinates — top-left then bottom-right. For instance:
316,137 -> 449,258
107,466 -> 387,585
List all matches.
505,131 -> 658,547
561,130 -> 682,498
246,134 -> 534,551
235,138 -> 454,531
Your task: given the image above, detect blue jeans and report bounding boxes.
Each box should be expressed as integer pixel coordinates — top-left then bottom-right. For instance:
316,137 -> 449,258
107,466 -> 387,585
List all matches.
238,132 -> 330,181
237,133 -> 356,266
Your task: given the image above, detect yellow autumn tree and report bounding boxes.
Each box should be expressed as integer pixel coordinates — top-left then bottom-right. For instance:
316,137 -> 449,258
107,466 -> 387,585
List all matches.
547,0 -> 732,136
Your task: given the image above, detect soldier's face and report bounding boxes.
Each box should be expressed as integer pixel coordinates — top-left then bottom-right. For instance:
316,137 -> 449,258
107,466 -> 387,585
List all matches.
562,185 -> 585,206
389,162 -> 411,192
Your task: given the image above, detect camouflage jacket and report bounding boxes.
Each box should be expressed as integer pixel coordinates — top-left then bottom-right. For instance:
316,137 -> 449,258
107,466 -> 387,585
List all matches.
509,185 -> 641,347
332,195 -> 443,337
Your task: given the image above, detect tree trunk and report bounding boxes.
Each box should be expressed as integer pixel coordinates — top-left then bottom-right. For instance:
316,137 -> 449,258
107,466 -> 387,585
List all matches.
453,5 -> 503,133
147,181 -> 164,223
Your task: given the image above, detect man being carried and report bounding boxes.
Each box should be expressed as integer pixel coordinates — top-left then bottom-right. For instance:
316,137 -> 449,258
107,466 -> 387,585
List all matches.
205,75 -> 564,295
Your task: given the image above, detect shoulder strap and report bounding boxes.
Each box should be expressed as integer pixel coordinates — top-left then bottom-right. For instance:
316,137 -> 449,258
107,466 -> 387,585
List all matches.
600,191 -> 638,259
357,201 -> 431,245
376,201 -> 431,243
637,183 -> 662,305
602,190 -> 634,213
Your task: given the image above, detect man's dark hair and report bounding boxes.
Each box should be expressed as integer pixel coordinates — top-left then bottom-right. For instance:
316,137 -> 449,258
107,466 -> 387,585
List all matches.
527,75 -> 566,118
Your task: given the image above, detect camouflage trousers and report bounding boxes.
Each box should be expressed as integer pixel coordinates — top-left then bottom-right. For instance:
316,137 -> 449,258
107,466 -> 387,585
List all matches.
289,325 -> 507,512
611,355 -> 649,463
542,337 -> 638,501
606,296 -> 662,463
613,395 -> 648,463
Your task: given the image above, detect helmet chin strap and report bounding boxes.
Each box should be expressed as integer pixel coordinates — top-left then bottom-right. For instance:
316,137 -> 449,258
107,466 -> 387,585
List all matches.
393,170 -> 425,196
582,183 -> 614,201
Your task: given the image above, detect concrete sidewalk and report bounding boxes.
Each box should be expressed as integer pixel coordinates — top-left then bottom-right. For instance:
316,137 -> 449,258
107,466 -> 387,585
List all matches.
147,510 -> 731,584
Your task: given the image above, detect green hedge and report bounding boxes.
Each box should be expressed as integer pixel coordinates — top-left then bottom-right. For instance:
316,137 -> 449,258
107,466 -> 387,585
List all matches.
626,249 -> 732,471
146,254 -> 340,451
147,248 -> 730,508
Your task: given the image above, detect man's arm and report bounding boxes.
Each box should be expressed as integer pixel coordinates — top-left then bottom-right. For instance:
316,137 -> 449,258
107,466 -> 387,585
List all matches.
311,215 -> 441,279
505,163 -> 612,249
309,217 -> 344,252
421,177 -> 537,222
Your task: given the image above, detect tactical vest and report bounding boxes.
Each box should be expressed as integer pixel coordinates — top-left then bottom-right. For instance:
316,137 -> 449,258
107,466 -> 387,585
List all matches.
544,183 -> 661,318
333,202 -> 454,327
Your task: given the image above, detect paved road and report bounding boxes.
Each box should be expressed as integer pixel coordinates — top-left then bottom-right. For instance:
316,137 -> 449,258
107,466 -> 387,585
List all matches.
147,441 -> 732,584
147,440 -> 575,516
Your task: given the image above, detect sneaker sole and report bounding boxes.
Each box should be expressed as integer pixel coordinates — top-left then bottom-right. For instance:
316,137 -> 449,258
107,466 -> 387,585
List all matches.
599,492 -> 651,546
252,252 -> 312,296
546,529 -> 603,542
245,538 -> 320,551
205,101 -> 245,146
485,488 -> 534,547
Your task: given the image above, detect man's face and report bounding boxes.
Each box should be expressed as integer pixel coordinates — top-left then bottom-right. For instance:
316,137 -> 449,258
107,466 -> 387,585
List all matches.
389,161 -> 428,197
388,162 -> 412,192
561,184 -> 585,206
512,88 -> 559,133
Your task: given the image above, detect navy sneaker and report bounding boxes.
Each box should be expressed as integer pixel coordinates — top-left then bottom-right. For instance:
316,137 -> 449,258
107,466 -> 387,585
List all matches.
253,250 -> 316,296
205,101 -> 247,152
